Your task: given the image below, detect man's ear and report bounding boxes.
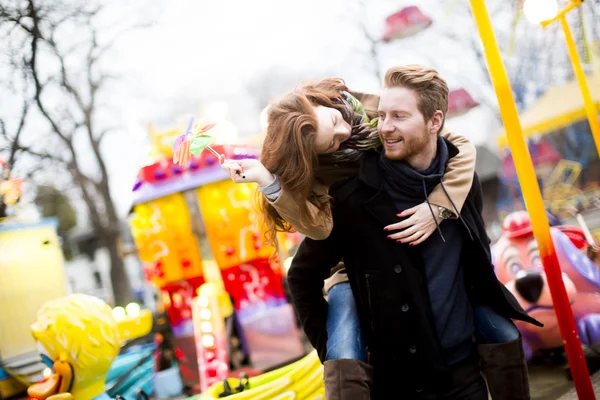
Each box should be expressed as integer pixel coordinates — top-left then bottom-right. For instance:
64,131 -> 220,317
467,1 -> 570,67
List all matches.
429,110 -> 444,134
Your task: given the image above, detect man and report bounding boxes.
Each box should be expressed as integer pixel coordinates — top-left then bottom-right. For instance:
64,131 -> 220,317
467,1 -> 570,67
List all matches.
287,65 -> 540,399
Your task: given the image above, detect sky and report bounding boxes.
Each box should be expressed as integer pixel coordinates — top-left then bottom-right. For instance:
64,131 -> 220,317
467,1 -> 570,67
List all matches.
6,0 -> 594,221
97,0 -> 509,217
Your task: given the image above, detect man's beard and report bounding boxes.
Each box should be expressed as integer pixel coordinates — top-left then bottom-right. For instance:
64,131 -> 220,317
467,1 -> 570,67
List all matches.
382,127 -> 431,161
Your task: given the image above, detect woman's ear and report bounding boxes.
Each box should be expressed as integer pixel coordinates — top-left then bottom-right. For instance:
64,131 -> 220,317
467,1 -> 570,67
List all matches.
430,110 -> 444,134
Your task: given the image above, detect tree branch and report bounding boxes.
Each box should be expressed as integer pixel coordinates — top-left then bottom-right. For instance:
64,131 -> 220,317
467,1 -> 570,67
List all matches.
356,0 -> 382,82
7,100 -> 31,169
13,142 -> 69,165
69,162 -> 106,233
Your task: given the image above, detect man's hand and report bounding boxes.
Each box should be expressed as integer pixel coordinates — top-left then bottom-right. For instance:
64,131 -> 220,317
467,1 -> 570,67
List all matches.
220,158 -> 274,187
384,202 -> 442,245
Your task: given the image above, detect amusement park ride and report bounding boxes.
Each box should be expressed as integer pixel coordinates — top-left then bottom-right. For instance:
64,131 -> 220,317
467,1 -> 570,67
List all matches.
127,119 -> 305,393
1,0 -> 599,397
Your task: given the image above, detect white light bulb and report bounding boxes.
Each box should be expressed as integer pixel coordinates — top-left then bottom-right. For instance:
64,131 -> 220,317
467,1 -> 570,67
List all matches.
125,302 -> 140,317
112,306 -> 126,322
523,0 -> 559,24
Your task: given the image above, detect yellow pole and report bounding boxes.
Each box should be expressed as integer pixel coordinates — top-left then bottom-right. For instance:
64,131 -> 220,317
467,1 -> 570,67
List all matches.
468,1 -> 596,399
559,14 -> 600,158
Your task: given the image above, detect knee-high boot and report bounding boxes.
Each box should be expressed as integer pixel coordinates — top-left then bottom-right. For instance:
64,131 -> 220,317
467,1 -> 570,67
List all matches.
478,336 -> 531,400
323,359 -> 373,400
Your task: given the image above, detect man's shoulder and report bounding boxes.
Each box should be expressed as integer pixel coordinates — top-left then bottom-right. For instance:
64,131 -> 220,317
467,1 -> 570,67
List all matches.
329,150 -> 380,202
329,174 -> 361,203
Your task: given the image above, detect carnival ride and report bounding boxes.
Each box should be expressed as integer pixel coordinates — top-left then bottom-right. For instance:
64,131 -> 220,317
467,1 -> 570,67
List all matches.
0,159 -> 64,399
24,294 -> 155,400
495,71 -> 600,237
493,211 -> 600,362
127,120 -> 304,393
0,160 -> 158,400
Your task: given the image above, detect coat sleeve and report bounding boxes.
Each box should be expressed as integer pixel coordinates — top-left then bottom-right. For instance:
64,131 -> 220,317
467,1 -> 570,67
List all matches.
471,172 -> 492,246
267,182 -> 333,240
287,228 -> 343,362
428,131 -> 477,218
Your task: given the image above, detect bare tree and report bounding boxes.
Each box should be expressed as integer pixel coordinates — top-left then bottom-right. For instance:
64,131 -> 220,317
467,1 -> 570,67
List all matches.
0,97 -> 30,218
354,0 -> 383,84
0,0 -> 146,305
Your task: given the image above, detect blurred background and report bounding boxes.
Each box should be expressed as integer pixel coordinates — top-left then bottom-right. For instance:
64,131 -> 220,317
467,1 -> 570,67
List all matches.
0,0 -> 599,399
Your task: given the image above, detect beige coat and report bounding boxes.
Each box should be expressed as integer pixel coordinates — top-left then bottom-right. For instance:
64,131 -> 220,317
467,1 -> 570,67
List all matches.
270,91 -> 477,292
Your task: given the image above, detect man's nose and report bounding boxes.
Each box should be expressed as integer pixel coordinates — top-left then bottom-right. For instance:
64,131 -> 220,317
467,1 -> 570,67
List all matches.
379,120 -> 394,134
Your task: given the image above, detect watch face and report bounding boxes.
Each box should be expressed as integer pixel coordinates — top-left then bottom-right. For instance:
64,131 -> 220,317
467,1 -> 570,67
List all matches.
439,207 -> 453,219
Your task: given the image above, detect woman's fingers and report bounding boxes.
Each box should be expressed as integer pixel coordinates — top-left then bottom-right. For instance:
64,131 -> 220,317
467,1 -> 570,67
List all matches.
397,231 -> 425,244
387,225 -> 419,241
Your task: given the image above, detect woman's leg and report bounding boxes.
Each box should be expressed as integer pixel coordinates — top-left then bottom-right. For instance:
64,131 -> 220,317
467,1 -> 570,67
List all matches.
474,305 -> 531,400
324,282 -> 371,399
474,304 -> 520,344
326,282 -> 367,361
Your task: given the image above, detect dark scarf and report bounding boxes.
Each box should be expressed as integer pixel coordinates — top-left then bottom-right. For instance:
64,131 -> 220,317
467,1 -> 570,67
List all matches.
379,136 -> 461,242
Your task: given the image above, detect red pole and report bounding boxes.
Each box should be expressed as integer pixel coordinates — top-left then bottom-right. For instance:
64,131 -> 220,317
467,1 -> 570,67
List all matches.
469,1 -> 595,398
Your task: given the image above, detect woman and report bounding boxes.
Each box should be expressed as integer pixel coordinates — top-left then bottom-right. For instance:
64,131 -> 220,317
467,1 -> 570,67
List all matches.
219,78 -> 524,399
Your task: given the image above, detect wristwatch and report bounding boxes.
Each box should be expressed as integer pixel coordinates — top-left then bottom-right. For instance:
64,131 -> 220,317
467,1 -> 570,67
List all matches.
438,206 -> 454,220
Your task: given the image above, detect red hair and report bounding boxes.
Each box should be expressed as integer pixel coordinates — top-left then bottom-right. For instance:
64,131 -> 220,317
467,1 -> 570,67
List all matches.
258,78 -> 350,245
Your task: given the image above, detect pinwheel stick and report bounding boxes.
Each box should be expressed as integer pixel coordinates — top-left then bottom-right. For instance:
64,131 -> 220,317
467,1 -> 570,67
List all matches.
204,145 -> 221,159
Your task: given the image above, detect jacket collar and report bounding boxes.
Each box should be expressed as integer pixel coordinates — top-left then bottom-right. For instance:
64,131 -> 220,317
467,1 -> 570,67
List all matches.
357,138 -> 459,229
358,137 -> 459,190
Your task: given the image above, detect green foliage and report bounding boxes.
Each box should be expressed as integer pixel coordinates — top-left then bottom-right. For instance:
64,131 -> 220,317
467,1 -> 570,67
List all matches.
34,185 -> 77,235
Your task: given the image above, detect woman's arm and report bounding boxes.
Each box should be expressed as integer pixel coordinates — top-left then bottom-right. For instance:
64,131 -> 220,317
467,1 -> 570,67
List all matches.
350,89 -> 476,214
384,131 -> 477,245
221,158 -> 333,240
431,131 -> 477,216
263,180 -> 333,240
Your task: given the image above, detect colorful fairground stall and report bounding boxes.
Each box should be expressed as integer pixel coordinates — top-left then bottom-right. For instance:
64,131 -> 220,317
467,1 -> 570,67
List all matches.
495,71 -> 600,240
0,217 -> 67,398
127,123 -> 304,392
0,161 -> 159,399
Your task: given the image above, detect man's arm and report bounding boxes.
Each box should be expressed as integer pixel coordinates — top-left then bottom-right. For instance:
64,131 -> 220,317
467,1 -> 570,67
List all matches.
287,227 -> 342,361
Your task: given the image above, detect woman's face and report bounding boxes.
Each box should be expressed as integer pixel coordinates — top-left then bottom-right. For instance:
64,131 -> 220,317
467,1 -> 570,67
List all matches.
312,105 -> 351,155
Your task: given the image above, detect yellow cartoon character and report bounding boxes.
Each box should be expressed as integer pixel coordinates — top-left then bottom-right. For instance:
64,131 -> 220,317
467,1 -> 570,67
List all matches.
27,294 -> 120,400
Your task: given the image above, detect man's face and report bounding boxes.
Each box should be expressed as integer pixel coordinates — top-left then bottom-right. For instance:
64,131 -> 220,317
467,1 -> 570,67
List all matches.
377,86 -> 437,161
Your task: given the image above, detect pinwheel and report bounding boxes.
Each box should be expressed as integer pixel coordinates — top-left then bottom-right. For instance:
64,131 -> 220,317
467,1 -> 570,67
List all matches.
173,117 -> 218,166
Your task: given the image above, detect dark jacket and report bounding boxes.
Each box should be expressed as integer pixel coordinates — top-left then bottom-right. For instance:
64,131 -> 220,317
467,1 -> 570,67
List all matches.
287,145 -> 541,398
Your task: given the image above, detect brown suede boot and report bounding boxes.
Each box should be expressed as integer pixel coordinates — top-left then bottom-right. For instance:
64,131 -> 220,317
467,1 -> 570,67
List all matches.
478,337 -> 531,400
323,359 -> 373,400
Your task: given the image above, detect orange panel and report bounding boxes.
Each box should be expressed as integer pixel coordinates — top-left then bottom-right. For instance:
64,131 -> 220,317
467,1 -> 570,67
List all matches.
130,193 -> 203,288
196,180 -> 275,269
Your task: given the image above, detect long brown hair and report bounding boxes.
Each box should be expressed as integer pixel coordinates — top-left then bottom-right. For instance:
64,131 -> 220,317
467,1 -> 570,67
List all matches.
258,78 -> 379,245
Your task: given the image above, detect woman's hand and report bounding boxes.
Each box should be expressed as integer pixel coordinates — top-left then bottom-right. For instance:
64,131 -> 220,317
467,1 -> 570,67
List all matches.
384,202 -> 443,246
220,157 -> 275,187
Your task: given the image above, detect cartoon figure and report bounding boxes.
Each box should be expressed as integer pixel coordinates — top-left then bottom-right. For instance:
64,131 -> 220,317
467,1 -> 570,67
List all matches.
27,294 -> 120,400
493,211 -> 600,360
